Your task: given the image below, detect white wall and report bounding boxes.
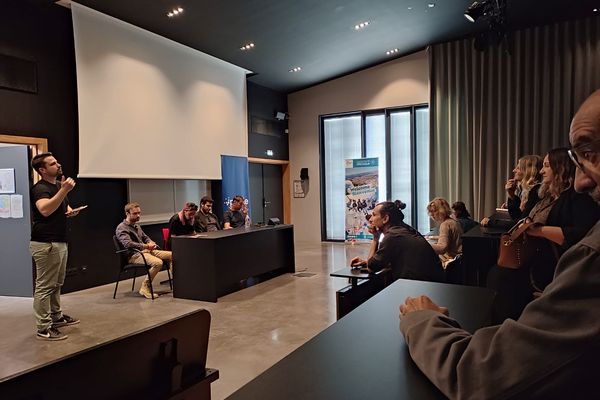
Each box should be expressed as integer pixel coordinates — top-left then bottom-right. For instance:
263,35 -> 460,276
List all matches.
288,50 -> 429,243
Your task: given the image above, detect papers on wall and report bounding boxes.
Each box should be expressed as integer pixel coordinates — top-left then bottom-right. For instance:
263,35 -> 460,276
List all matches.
0,194 -> 24,219
0,168 -> 15,194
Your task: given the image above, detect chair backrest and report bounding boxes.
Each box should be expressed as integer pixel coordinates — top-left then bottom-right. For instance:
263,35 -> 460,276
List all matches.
113,235 -> 129,267
162,228 -> 170,250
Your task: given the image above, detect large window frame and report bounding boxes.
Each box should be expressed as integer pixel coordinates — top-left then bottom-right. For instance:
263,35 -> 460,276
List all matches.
319,104 -> 429,241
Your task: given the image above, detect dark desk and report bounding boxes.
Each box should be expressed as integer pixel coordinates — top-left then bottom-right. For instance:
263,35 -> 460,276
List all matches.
462,225 -> 507,286
172,225 -> 295,302
330,267 -> 371,287
228,279 -> 494,400
330,267 -> 392,319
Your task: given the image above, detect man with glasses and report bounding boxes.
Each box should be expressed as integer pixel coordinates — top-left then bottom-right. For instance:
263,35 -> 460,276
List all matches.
397,90 -> 600,399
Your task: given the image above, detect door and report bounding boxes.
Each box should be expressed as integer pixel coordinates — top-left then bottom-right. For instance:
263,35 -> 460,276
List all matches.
248,163 -> 284,224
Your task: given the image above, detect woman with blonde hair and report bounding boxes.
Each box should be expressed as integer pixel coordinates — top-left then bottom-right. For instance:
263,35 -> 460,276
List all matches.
427,198 -> 462,268
506,154 -> 543,219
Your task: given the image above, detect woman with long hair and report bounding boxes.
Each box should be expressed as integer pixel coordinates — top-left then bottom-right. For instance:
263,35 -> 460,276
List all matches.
350,200 -> 443,283
489,148 -> 600,323
451,201 -> 478,233
167,202 -> 198,247
427,198 -> 463,268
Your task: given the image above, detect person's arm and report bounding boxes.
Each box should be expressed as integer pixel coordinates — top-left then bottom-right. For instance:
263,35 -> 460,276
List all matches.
223,211 -> 232,229
193,214 -> 207,233
116,224 -> 145,251
399,242 -> 600,399
35,177 -> 75,217
527,225 -> 565,245
430,221 -> 450,254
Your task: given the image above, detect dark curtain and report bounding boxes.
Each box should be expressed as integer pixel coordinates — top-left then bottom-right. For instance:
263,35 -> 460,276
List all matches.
429,16 -> 600,220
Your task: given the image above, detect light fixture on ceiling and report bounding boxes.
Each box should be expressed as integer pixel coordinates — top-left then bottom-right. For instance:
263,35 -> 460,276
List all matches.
464,1 -> 488,22
240,43 -> 255,51
386,48 -> 399,55
428,3 -> 435,8
407,6 -> 413,10
289,67 -> 302,73
594,8 -> 598,12
354,21 -> 370,30
167,7 -> 183,18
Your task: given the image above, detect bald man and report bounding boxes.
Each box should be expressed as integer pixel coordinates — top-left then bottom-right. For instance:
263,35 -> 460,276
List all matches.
398,90 -> 600,399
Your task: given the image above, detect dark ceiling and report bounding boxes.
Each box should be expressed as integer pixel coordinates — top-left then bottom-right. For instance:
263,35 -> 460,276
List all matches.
55,0 -> 599,93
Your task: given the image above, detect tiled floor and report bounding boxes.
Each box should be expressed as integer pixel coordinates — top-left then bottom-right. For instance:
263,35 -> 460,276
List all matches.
0,241 -> 368,399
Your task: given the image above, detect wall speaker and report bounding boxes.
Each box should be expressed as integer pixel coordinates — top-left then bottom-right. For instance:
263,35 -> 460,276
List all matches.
300,168 -> 309,180
267,217 -> 281,225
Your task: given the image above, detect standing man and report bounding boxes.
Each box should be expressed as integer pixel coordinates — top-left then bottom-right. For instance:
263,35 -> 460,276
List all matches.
194,196 -> 221,232
116,202 -> 172,299
223,195 -> 246,229
398,90 -> 600,398
30,152 -> 81,341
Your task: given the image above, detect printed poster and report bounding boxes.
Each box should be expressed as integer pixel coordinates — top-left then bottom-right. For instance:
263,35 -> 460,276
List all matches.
345,158 -> 379,242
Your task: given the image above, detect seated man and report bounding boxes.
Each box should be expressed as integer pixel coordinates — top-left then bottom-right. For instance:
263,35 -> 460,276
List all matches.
116,202 -> 172,299
168,202 -> 198,247
194,196 -> 221,232
223,195 -> 246,229
398,89 -> 600,398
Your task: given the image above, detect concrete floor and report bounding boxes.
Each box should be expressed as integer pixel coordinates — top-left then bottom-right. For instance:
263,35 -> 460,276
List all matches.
0,241 -> 367,399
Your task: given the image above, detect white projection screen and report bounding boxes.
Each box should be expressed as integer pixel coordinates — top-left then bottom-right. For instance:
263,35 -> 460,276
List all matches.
71,3 -> 249,179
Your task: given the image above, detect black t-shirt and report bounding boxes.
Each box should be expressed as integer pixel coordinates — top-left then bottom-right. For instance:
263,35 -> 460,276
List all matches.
223,209 -> 245,228
30,179 -> 68,242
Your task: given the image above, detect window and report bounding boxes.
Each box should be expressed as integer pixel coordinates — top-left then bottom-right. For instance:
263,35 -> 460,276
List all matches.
320,106 -> 429,241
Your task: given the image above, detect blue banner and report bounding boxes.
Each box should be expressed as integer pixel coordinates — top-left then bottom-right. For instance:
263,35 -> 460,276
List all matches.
345,157 -> 379,242
221,155 -> 250,215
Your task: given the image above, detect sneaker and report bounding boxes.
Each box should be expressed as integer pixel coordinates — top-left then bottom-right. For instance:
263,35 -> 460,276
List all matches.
52,314 -> 80,328
36,327 -> 68,341
139,284 -> 159,299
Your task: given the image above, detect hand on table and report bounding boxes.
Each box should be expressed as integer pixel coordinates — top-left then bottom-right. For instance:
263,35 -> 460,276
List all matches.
399,295 -> 449,320
350,257 -> 367,268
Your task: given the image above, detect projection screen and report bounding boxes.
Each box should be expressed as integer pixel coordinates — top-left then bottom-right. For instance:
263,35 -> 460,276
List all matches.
71,3 -> 249,179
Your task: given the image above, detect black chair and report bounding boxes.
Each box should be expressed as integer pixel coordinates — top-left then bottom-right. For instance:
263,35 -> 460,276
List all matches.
112,235 -> 156,300
444,254 -> 464,284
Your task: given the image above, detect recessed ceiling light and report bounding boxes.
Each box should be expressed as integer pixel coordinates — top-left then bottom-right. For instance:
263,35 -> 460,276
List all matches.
289,67 -> 302,73
167,7 -> 184,17
407,6 -> 413,10
386,48 -> 399,55
240,43 -> 255,51
354,21 -> 370,30
428,3 -> 435,8
594,8 -> 599,12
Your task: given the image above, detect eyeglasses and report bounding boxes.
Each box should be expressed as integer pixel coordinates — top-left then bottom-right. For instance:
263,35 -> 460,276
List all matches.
568,138 -> 600,171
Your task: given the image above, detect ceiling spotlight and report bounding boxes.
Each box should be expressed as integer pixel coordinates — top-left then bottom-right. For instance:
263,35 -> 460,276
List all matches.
289,67 -> 302,73
386,48 -> 399,55
464,1 -> 488,23
354,21 -> 370,30
594,8 -> 598,12
167,7 -> 184,18
428,3 -> 435,8
240,43 -> 255,51
407,7 -> 413,10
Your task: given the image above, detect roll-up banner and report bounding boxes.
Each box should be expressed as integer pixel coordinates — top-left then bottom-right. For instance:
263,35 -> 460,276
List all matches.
220,155 -> 250,215
345,158 -> 379,242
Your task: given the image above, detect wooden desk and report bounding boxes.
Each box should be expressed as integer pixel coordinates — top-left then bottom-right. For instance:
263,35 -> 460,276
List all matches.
172,225 -> 295,302
462,225 -> 507,286
228,279 -> 494,400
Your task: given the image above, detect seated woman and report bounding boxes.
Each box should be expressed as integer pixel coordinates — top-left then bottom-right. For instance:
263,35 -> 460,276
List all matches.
167,202 -> 198,248
451,201 -> 478,233
482,154 -> 542,227
427,198 -> 463,268
350,200 -> 443,283
488,148 -> 600,323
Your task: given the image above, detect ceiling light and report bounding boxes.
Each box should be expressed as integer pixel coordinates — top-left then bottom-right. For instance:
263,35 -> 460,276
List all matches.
167,7 -> 184,18
289,67 -> 302,73
354,21 -> 370,30
240,43 -> 255,51
464,1 -> 487,23
407,7 -> 413,10
386,48 -> 399,55
594,8 -> 599,12
428,3 -> 435,8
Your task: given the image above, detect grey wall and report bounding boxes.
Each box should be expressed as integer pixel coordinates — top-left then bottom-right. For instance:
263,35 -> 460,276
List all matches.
0,145 -> 32,296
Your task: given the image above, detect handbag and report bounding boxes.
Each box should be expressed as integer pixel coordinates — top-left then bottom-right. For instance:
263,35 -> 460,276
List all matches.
497,219 -> 539,269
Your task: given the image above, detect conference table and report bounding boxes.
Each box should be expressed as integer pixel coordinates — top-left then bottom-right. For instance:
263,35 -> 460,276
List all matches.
228,279 -> 495,400
171,224 -> 295,302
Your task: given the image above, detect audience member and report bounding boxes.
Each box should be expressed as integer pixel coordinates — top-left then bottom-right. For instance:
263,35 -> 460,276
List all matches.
116,202 -> 172,299
451,201 -> 478,233
427,198 -> 463,267
223,195 -> 246,229
167,202 -> 198,247
488,147 -> 600,322
350,200 -> 443,282
30,152 -> 81,341
398,89 -> 600,399
481,154 -> 542,226
194,196 -> 221,232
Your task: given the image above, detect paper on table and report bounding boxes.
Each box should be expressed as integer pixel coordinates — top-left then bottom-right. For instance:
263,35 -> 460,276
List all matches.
0,195 -> 9,218
10,194 -> 23,218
